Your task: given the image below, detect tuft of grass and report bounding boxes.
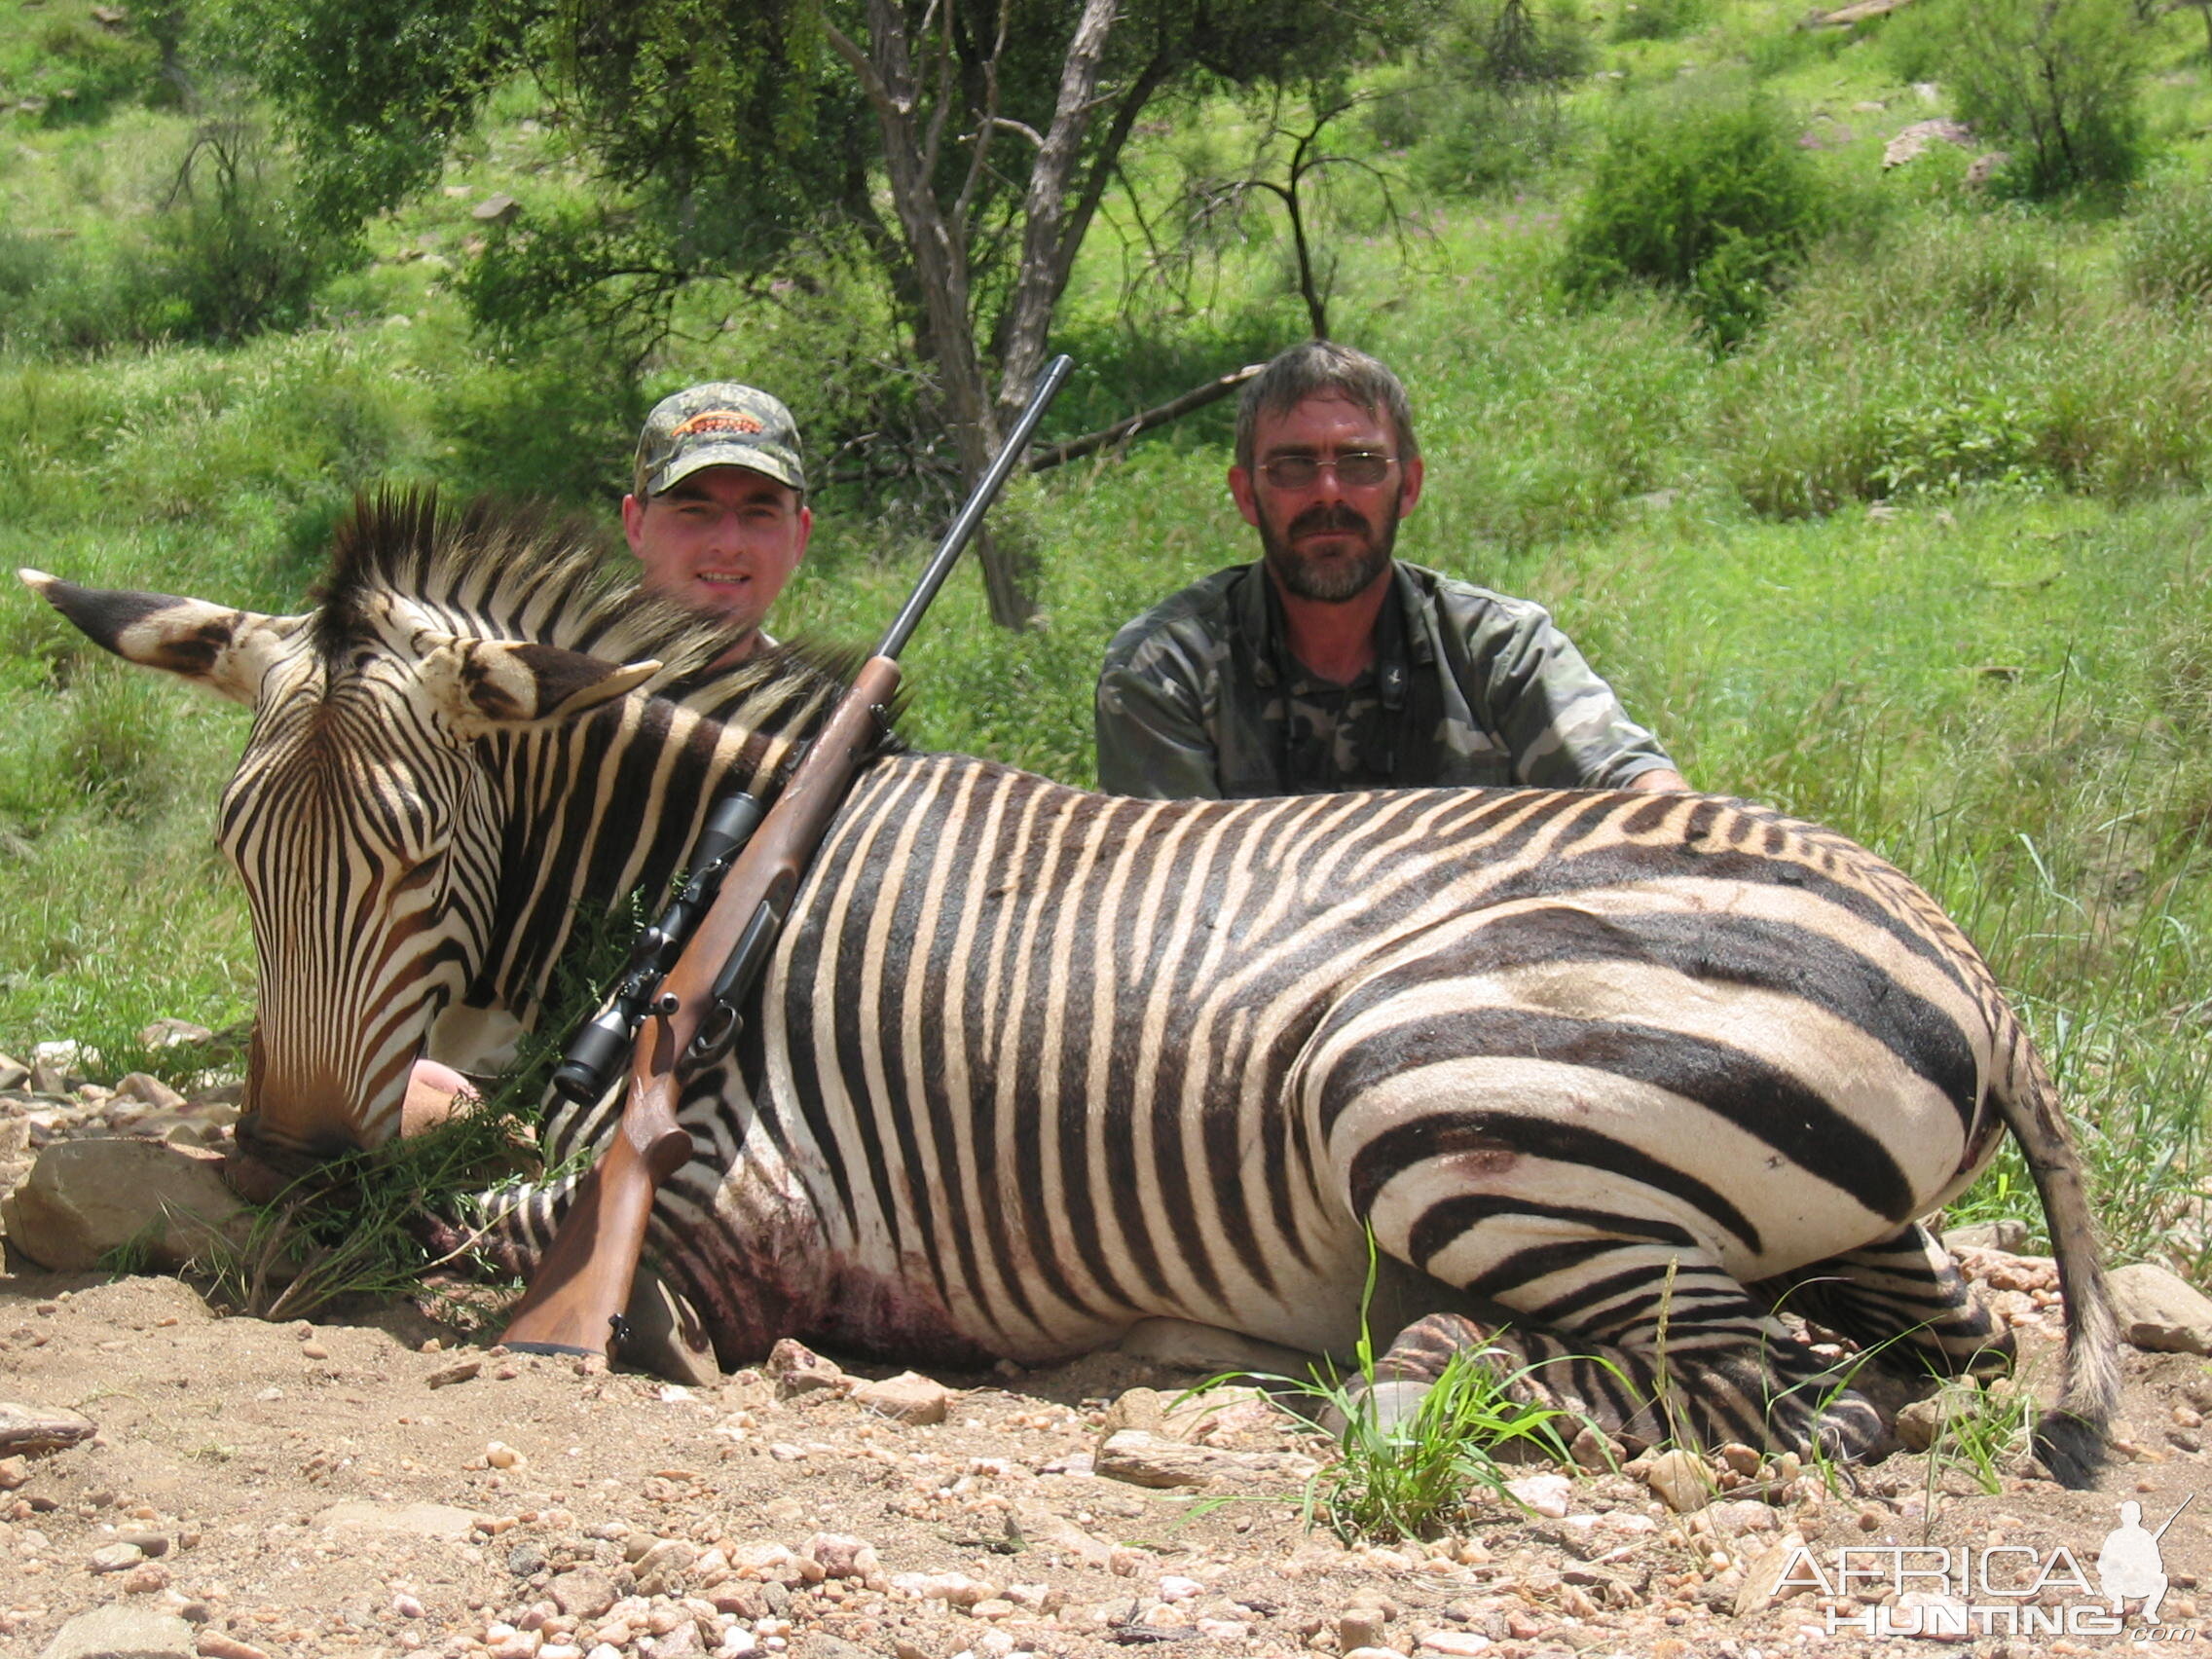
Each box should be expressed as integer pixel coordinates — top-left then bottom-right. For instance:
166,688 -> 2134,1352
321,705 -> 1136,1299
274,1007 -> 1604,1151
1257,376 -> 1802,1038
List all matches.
1920,1375 -> 2035,1498
1291,1346 -> 1594,1542
1207,1235 -> 1600,1544
180,1095 -> 535,1322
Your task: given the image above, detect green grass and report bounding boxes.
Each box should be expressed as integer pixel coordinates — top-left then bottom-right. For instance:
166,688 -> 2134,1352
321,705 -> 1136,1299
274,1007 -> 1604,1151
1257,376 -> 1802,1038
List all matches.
1921,1375 -> 2036,1498
1195,1237 -> 1600,1542
2,1 -> 2210,1298
1293,1346 -> 1591,1542
181,1094 -> 535,1320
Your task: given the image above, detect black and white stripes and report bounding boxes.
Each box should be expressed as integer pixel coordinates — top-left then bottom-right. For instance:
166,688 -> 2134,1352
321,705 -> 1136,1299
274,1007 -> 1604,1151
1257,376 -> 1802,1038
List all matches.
26,493 -> 2117,1480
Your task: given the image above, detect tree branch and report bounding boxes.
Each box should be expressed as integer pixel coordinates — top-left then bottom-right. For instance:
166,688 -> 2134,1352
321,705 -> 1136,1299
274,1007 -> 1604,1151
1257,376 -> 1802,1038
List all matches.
821,19 -> 895,117
1027,363 -> 1265,472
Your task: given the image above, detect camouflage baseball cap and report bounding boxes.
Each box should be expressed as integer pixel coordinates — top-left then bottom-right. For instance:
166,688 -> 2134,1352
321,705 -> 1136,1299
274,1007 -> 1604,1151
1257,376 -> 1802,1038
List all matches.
633,383 -> 806,498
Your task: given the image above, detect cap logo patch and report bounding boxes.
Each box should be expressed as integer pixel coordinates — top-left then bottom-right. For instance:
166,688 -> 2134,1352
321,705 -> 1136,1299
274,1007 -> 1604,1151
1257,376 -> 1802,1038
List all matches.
672,410 -> 764,437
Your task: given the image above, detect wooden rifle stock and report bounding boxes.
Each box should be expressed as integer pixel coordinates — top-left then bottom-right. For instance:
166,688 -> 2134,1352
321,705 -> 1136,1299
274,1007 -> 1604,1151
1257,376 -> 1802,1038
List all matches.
498,352 -> 1070,1364
499,657 -> 903,1358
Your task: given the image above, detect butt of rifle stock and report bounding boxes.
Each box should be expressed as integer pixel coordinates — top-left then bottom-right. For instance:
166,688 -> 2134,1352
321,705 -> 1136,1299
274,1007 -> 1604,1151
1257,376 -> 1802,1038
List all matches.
497,1110 -> 688,1360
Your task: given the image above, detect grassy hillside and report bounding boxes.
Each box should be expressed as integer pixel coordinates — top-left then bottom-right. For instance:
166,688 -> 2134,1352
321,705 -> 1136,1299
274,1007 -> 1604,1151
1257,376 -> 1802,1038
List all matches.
4,0 -> 2209,1261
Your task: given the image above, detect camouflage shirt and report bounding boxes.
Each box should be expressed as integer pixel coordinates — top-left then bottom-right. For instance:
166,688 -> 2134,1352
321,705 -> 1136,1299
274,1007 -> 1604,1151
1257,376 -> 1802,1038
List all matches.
1094,561 -> 1676,798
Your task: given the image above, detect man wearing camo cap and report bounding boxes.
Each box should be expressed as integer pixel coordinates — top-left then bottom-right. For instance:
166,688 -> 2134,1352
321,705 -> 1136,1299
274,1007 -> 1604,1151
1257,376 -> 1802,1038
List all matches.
623,382 -> 812,662
402,384 -> 815,1126
1094,340 -> 1687,798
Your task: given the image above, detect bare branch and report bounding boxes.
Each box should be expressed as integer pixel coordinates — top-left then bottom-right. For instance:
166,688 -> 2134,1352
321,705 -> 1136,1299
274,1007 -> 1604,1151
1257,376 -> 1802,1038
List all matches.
953,0 -> 1017,230
1029,363 -> 1266,472
987,115 -> 1046,148
821,19 -> 896,117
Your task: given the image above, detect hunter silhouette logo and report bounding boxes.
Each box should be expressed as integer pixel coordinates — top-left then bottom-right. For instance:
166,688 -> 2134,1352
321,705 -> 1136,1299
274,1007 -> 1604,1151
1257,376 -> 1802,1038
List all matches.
2098,1495 -> 2190,1621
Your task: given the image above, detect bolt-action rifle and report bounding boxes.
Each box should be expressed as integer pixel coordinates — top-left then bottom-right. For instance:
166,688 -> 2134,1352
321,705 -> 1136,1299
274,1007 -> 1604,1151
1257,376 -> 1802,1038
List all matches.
498,355 -> 1074,1362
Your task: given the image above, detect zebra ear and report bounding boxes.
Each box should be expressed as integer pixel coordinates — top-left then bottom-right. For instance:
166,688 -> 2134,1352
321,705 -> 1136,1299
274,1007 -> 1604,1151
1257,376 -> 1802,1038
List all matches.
421,637 -> 662,733
19,569 -> 294,707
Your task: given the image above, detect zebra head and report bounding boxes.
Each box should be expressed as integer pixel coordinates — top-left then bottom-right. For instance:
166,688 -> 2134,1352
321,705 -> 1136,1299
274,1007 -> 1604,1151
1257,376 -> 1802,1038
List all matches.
17,498 -> 709,1160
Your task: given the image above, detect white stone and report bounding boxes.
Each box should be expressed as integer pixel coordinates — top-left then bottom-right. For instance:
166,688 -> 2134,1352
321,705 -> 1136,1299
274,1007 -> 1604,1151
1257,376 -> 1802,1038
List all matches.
854,1371 -> 953,1425
1094,1429 -> 1319,1489
1644,1448 -> 1715,1513
1732,1530 -> 1812,1616
1892,1590 -> 1975,1641
1503,1472 -> 1574,1519
1417,1634 -> 1493,1656
1,1139 -> 257,1272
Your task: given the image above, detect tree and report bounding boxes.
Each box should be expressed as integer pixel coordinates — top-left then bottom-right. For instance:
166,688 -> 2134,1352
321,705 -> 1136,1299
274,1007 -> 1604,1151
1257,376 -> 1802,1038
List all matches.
232,0 -> 1438,625
1935,0 -> 2149,197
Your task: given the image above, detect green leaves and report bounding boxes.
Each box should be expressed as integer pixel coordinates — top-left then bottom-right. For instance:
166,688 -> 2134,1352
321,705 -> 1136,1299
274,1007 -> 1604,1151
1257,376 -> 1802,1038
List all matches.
1561,87 -> 1829,350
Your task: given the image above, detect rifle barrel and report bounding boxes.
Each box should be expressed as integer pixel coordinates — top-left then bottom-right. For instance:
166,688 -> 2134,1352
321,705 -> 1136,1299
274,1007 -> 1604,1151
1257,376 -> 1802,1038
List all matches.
876,354 -> 1074,661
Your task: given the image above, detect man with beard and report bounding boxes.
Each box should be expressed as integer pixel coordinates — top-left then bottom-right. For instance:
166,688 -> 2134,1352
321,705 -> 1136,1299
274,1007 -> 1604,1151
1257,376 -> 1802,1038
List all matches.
1094,341 -> 1687,797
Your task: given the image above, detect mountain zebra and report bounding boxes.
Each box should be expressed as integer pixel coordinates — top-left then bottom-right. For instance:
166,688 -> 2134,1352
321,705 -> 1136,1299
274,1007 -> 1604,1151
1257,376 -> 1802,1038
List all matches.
23,492 -> 2118,1481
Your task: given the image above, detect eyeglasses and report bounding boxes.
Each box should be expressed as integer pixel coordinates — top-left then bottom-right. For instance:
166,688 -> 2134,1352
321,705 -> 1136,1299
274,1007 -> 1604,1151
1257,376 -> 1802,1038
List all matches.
1258,452 -> 1396,489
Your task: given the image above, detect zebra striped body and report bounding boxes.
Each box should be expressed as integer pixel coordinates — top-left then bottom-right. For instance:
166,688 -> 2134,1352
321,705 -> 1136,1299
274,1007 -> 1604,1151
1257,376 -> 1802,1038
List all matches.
636,760 -> 2000,1363
24,493 -> 2117,1479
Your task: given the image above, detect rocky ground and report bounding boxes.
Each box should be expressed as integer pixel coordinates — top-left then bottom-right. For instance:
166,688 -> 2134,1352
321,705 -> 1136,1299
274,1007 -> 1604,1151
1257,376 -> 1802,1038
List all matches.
5,1053 -> 2212,1659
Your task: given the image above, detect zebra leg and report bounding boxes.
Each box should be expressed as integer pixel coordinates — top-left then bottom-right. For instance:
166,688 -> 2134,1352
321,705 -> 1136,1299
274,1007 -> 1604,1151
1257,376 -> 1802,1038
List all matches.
1349,1252 -> 1892,1461
1753,1222 -> 2015,1382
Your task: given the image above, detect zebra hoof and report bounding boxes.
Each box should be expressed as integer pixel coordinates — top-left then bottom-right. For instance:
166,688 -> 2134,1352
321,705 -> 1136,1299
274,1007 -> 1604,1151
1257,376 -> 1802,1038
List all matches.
1809,1390 -> 1893,1466
1321,1379 -> 1434,1439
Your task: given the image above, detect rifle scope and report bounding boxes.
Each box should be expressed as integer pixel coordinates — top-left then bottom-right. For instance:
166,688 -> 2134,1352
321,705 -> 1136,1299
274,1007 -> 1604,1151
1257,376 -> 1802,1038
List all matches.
547,790 -> 766,1104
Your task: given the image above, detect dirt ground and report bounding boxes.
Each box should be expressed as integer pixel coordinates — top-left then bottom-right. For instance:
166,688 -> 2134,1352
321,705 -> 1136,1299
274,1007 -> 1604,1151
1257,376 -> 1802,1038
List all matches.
4,1256 -> 2212,1659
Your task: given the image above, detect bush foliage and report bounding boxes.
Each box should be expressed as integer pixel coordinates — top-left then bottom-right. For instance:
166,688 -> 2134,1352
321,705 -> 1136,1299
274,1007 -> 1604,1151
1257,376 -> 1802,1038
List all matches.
1927,0 -> 2151,197
1561,88 -> 1828,348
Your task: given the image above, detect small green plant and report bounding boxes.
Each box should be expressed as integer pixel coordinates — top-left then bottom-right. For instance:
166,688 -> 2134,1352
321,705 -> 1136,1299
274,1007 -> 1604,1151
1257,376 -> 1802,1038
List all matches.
1214,1236 -> 1599,1543
1561,86 -> 1830,348
1872,392 -> 2053,498
97,1217 -> 167,1279
1919,1374 -> 2035,1497
1296,1344 -> 1592,1542
1608,0 -> 1703,44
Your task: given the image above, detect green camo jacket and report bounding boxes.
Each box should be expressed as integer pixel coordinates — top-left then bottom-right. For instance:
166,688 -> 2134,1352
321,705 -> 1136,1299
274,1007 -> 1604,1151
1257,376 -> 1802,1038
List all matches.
1093,561 -> 1675,799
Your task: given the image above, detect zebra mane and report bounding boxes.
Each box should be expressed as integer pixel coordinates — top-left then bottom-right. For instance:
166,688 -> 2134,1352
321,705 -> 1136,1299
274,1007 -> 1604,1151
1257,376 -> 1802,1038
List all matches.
308,486 -> 893,736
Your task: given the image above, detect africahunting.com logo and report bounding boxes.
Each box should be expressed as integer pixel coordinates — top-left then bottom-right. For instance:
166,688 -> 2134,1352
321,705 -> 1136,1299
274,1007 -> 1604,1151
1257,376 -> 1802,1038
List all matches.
1773,1496 -> 2194,1641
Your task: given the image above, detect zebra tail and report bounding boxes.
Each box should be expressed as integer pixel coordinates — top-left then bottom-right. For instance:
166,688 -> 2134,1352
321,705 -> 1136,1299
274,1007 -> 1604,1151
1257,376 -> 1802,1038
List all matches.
1996,1040 -> 2120,1488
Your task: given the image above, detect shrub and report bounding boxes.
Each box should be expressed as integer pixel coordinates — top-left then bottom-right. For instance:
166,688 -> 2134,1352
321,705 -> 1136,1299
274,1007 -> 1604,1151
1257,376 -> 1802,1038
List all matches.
0,230 -> 58,352
130,118 -> 351,344
1561,89 -> 1829,349
3,118 -> 350,352
2124,179 -> 2212,308
1608,0 -> 1703,44
1933,0 -> 2150,197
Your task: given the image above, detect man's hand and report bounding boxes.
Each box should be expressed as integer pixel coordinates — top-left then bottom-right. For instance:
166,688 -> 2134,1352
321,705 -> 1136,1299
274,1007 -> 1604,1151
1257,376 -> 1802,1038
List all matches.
404,1058 -> 480,1136
1627,768 -> 1690,793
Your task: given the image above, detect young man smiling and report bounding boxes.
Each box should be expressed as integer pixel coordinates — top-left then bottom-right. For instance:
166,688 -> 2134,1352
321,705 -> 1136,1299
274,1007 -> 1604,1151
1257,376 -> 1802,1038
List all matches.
398,383 -> 813,1132
622,382 -> 813,663
1094,341 -> 1688,798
